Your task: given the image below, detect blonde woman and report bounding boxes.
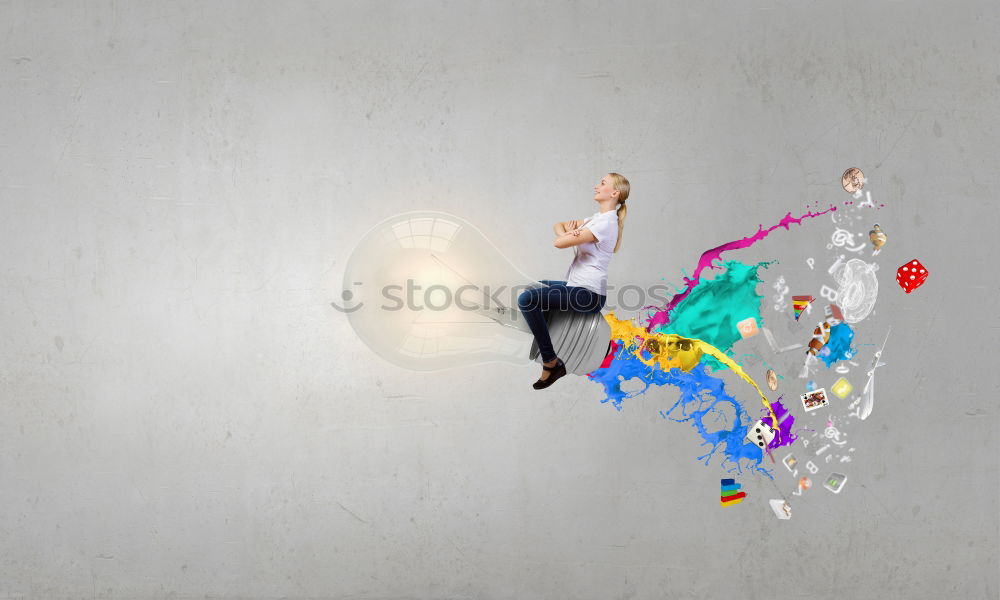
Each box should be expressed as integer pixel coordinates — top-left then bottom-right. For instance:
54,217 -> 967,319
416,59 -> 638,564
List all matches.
516,173 -> 630,389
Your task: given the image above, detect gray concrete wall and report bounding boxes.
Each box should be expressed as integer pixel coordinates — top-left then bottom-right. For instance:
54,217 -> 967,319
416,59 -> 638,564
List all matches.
1,1 -> 997,598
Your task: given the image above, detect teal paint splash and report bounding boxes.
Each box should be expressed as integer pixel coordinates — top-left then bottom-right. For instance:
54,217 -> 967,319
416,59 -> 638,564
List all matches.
820,323 -> 857,367
652,260 -> 771,372
644,207 -> 836,331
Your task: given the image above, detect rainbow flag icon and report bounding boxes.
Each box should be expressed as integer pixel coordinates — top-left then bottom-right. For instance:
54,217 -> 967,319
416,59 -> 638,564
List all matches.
721,478 -> 746,507
792,295 -> 815,321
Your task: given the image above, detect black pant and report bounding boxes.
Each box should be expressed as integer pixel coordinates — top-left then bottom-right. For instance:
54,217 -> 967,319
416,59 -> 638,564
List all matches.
516,280 -> 606,363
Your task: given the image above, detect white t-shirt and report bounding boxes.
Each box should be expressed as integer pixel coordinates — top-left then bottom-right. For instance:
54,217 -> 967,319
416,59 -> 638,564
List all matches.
565,210 -> 618,295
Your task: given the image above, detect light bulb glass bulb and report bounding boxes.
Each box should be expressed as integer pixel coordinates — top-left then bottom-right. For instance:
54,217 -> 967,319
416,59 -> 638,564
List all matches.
343,211 -> 546,371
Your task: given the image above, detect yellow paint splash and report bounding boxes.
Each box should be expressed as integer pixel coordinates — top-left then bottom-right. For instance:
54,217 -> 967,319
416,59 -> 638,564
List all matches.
605,311 -> 779,431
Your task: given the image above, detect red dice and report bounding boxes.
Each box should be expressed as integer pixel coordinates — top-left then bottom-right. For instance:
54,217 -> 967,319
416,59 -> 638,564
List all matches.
896,259 -> 928,293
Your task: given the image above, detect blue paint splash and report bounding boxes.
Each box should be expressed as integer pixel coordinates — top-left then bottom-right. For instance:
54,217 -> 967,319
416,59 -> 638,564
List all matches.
589,349 -> 773,476
819,323 -> 857,367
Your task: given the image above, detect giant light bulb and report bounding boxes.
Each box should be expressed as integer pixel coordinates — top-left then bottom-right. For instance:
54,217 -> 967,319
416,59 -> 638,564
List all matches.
342,211 -> 612,374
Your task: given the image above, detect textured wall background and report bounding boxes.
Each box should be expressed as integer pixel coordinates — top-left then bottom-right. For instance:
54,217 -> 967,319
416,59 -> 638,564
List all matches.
1,1 -> 997,598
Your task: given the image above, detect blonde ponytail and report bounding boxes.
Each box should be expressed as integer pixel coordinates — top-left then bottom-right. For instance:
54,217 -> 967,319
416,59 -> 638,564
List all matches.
608,172 -> 630,253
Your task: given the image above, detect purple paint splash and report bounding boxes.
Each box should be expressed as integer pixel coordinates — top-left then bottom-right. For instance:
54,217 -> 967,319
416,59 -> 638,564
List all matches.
644,207 -> 836,332
759,397 -> 797,450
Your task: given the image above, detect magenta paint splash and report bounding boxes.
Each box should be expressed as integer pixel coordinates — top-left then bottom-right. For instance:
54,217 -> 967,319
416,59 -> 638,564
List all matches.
643,207 -> 836,332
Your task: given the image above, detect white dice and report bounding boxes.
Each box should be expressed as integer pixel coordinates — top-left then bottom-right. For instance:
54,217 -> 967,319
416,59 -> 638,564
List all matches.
746,420 -> 776,449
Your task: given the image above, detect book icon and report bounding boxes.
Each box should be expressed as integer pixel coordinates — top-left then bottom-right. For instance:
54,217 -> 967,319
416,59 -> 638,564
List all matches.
721,478 -> 746,506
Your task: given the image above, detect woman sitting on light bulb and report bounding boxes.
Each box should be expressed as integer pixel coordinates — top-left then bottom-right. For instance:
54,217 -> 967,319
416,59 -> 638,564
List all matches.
516,172 -> 629,390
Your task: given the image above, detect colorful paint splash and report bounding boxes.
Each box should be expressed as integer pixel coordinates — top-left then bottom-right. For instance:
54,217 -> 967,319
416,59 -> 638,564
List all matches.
644,208 -> 836,332
601,311 -> 775,422
589,209 -> 837,473
650,259 -> 770,372
588,311 -> 780,474
759,398 -> 797,450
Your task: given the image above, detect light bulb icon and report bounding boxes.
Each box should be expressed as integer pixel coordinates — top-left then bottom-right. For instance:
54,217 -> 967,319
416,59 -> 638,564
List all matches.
341,211 -> 612,375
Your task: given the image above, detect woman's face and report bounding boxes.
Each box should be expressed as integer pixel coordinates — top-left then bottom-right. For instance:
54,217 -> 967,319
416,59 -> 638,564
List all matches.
593,175 -> 618,203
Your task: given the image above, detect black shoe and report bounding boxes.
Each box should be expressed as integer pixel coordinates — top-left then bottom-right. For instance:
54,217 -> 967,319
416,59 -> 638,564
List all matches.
533,358 -> 567,390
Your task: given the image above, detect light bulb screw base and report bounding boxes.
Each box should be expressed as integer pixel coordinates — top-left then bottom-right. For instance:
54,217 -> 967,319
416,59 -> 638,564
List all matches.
528,309 -> 612,376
